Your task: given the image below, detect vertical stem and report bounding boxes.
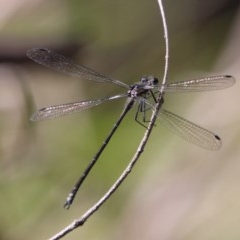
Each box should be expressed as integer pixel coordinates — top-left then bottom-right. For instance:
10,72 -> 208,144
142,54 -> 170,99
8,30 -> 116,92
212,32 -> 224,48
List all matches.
49,0 -> 169,239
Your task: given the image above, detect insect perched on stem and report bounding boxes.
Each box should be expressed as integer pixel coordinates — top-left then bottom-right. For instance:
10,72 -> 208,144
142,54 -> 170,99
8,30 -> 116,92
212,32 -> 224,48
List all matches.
27,48 -> 235,209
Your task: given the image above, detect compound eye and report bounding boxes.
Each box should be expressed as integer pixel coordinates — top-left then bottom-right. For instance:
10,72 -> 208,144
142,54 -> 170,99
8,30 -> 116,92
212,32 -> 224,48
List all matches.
148,77 -> 158,86
141,76 -> 148,83
152,77 -> 159,85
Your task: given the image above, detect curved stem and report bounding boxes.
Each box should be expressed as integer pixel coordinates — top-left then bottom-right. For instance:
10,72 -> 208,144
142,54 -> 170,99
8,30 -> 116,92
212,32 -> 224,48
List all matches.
49,1 -> 169,239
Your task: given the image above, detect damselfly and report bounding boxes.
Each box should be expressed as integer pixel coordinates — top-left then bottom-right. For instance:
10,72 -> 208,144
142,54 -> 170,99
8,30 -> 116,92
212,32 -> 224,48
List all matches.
27,48 -> 235,208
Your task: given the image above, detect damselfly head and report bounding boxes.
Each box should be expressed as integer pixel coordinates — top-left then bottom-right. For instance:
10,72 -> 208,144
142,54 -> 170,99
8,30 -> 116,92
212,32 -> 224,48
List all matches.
140,76 -> 158,86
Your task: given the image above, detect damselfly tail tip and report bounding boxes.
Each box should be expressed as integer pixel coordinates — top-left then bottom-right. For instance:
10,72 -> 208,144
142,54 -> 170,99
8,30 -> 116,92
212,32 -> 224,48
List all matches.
63,192 -> 75,209
63,200 -> 72,210
63,203 -> 70,210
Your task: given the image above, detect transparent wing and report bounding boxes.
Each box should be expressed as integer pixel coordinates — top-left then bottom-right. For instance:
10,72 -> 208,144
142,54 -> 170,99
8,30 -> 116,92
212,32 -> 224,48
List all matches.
31,93 -> 128,121
27,48 -> 128,89
162,75 -> 235,92
158,108 -> 222,150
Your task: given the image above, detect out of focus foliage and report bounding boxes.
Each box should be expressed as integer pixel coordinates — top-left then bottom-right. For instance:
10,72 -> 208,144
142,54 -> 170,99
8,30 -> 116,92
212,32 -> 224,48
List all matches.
0,0 -> 239,240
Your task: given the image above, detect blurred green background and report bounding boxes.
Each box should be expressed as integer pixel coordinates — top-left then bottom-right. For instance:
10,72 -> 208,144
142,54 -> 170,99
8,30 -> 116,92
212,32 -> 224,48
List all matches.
0,0 -> 239,239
